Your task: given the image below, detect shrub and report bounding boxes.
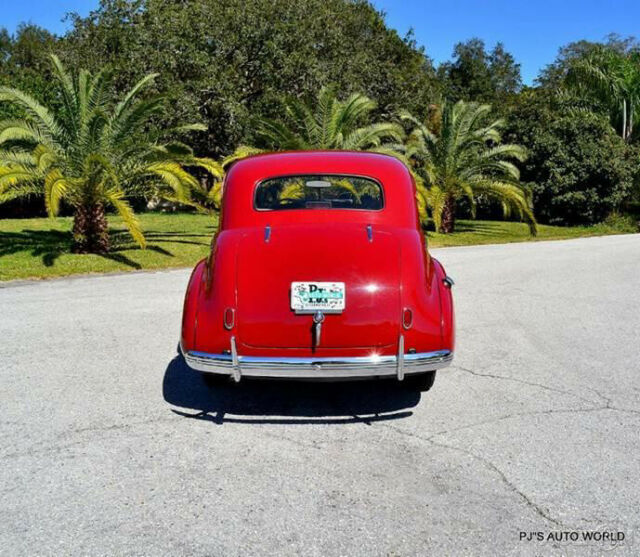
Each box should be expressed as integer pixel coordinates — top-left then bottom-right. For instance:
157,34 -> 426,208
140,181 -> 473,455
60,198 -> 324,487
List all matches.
505,90 -> 635,225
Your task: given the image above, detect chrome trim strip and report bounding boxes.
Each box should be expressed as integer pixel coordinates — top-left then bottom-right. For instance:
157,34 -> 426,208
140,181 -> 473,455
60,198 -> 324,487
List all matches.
183,347 -> 453,379
230,336 -> 241,382
397,335 -> 405,381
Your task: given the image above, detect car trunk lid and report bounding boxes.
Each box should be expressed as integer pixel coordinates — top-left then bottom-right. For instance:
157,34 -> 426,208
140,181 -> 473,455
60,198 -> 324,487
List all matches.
236,224 -> 400,349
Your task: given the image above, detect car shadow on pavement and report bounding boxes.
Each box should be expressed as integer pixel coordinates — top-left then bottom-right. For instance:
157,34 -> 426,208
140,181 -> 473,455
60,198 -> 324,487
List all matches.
162,354 -> 421,425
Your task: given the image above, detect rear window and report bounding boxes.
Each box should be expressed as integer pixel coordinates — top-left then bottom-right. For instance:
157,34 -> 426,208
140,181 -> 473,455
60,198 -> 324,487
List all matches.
255,175 -> 383,211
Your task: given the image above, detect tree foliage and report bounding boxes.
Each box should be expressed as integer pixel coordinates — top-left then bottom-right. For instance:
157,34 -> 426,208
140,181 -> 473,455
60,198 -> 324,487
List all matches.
565,44 -> 640,141
0,25 -> 60,132
504,89 -> 635,225
438,39 -> 522,106
60,0 -> 437,157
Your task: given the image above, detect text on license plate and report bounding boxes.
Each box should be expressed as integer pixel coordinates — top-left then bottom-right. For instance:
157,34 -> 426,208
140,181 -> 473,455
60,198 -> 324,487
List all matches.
290,281 -> 345,313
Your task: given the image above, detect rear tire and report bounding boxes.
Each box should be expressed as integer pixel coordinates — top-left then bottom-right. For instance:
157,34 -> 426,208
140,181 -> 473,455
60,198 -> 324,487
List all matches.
404,371 -> 436,392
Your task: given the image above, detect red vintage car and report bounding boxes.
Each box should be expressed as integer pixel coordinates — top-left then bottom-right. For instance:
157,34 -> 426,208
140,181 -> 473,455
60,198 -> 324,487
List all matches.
180,151 -> 454,391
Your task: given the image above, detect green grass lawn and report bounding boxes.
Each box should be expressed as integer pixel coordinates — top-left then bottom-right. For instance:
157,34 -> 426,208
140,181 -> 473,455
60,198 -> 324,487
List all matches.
0,212 -> 636,281
0,213 -> 217,281
426,218 -> 637,247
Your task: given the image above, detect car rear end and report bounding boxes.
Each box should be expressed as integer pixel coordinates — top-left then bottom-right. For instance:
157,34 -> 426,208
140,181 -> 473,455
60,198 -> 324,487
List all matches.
180,152 -> 454,384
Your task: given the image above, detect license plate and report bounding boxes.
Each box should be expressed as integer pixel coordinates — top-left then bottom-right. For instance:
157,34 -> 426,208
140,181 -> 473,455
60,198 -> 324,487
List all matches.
291,281 -> 345,313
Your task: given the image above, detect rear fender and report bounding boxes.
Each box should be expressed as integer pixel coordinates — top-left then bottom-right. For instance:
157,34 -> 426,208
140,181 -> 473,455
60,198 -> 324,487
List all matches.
181,259 -> 206,352
433,258 -> 455,351
191,230 -> 241,354
398,230 -> 443,353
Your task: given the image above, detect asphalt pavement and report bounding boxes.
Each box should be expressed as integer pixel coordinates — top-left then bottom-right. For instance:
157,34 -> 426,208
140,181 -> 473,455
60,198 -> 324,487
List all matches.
1,234 -> 639,556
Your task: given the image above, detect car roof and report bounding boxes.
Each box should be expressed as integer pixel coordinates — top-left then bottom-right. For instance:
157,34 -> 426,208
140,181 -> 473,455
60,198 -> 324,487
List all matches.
228,150 -> 405,169
221,150 -> 419,229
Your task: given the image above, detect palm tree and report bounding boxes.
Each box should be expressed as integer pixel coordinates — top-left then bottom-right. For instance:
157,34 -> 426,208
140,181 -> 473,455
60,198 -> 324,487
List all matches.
402,100 -> 537,234
256,87 -> 403,150
566,46 -> 640,141
0,55 -> 219,253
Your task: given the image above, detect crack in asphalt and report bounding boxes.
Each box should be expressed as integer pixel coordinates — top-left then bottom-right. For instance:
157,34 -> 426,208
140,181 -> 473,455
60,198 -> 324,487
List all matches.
584,387 -> 640,416
376,421 -> 568,528
425,404 -> 611,440
429,437 -> 568,528
0,414 -> 176,460
452,364 -> 640,416
451,365 -> 598,404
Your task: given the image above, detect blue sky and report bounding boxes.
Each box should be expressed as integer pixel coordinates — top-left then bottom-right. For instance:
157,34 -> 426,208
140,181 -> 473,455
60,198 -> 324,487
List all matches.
3,0 -> 639,84
373,0 -> 640,83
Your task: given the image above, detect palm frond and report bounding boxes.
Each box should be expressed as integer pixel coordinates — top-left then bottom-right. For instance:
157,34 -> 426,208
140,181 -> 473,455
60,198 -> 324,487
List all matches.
188,157 -> 224,179
479,144 -> 527,163
334,93 -> 377,137
0,119 -> 54,147
0,164 -> 39,190
258,118 -> 308,150
142,161 -> 199,202
316,88 -> 335,148
0,150 -> 35,166
50,54 -> 79,139
423,185 -> 447,231
471,178 -> 537,235
286,95 -> 321,147
86,66 -> 111,114
342,123 -> 404,150
222,145 -> 264,168
0,86 -> 61,139
44,169 -> 69,216
106,96 -> 165,148
165,123 -> 208,134
111,73 -> 159,124
32,144 -> 56,171
104,187 -> 146,248
0,182 -> 40,203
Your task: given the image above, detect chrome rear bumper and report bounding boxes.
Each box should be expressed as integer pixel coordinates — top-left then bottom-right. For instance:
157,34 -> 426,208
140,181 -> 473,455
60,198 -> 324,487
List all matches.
182,336 -> 453,381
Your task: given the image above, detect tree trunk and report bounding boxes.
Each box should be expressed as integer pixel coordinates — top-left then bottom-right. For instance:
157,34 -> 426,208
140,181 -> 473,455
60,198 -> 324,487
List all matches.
439,194 -> 457,234
72,203 -> 110,254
